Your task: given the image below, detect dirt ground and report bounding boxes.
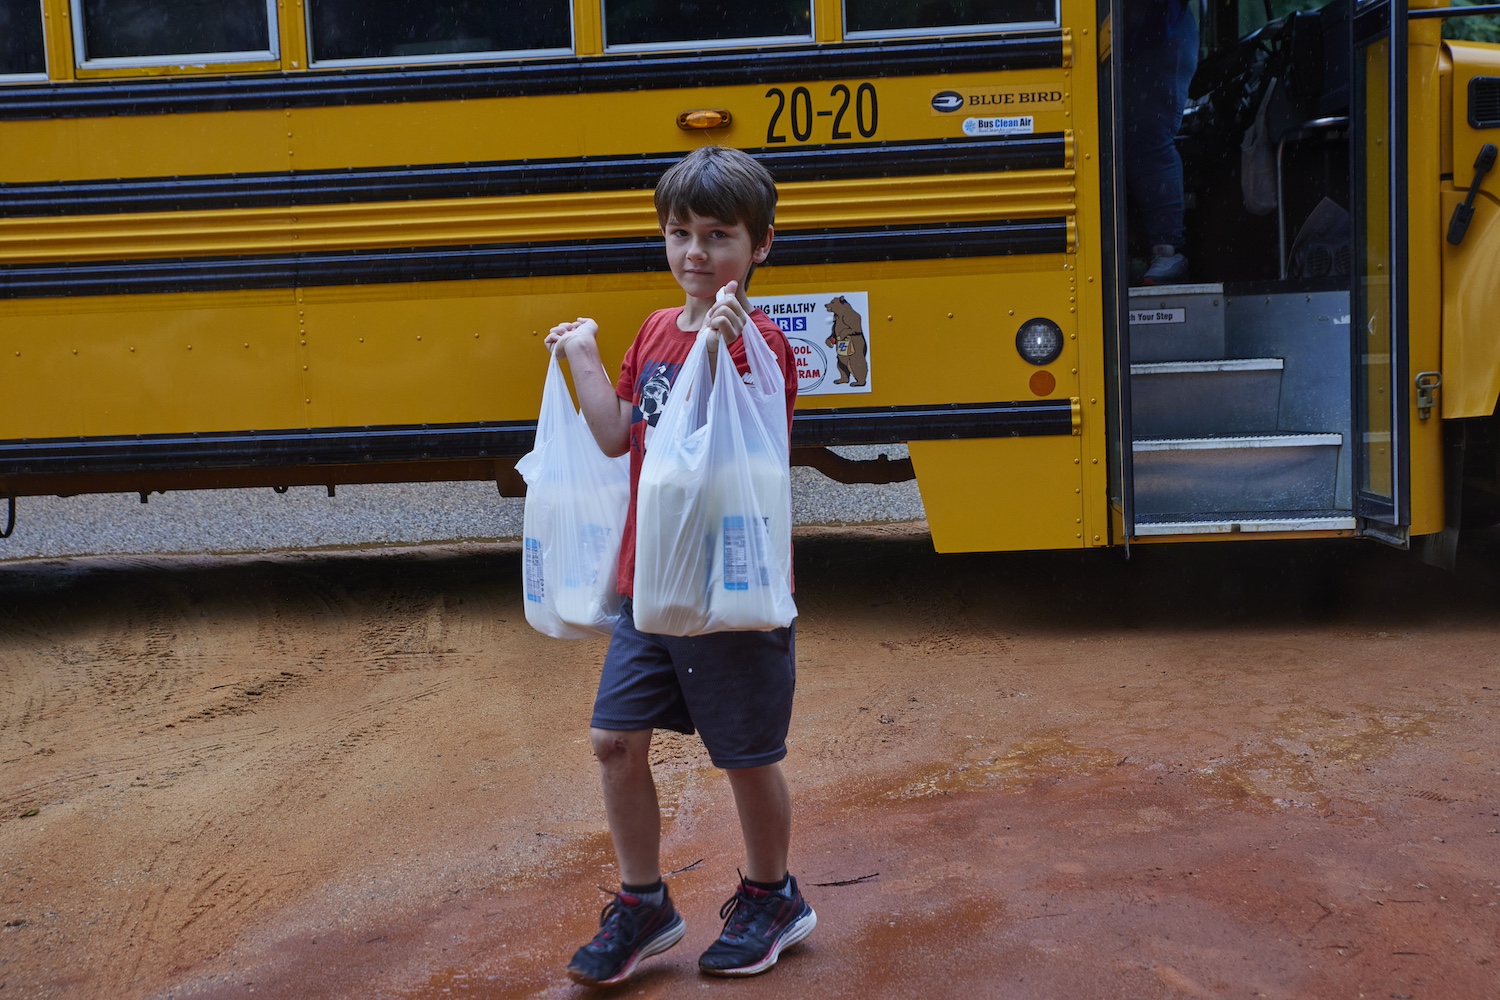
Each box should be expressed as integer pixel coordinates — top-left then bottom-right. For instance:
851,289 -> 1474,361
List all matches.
2,522 -> 1498,1000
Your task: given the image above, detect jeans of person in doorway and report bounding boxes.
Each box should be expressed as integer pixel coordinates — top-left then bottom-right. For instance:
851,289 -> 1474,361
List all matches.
1122,2 -> 1199,253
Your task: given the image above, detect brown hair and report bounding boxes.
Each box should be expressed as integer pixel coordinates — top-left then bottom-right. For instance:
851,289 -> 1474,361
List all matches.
654,146 -> 778,246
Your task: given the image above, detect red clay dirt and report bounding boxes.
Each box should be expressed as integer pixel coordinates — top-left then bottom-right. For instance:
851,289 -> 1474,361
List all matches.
1,522 -> 1498,999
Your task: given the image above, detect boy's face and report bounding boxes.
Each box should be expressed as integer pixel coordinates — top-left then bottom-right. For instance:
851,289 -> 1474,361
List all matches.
663,212 -> 772,301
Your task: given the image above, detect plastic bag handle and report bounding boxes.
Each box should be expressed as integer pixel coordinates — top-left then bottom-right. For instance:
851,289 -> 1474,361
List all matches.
517,348 -> 586,483
652,320 -> 716,445
710,305 -> 789,456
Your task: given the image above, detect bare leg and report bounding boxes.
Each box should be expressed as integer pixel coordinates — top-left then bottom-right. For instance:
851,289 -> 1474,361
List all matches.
725,763 -> 792,884
591,727 -> 660,886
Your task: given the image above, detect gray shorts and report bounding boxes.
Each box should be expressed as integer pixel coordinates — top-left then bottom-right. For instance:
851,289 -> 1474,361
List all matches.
591,599 -> 796,770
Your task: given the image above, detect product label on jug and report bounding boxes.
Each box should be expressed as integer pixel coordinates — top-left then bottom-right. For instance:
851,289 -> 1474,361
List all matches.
721,516 -> 749,591
562,523 -> 612,589
523,537 -> 544,603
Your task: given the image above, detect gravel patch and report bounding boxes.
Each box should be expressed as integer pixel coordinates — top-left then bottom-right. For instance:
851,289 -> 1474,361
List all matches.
1,446 -> 924,561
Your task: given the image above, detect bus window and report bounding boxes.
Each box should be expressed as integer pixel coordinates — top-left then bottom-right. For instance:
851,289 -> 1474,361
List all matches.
603,0 -> 812,49
308,0 -> 573,65
76,0 -> 278,67
844,0 -> 1059,37
0,0 -> 46,79
1237,0 -> 1325,40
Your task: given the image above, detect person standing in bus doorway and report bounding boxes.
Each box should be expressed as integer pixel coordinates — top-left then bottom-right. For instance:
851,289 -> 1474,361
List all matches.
1123,0 -> 1200,284
543,145 -> 812,987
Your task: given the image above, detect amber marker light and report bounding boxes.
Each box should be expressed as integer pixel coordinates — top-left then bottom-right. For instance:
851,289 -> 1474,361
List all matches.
677,109 -> 733,130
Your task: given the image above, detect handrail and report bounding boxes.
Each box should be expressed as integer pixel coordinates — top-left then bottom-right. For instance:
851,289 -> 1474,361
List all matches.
1410,4 -> 1500,18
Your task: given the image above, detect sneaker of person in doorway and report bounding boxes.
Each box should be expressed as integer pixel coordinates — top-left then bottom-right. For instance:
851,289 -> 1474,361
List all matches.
566,887 -> 687,987
698,875 -> 817,977
1143,244 -> 1190,285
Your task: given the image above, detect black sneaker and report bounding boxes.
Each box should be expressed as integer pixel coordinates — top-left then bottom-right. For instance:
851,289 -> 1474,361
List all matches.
698,875 -> 816,977
566,887 -> 686,987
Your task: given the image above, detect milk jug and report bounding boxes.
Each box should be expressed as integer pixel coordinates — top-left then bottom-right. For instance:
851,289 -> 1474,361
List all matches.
521,455 -> 628,637
633,433 -> 712,636
551,519 -> 623,627
706,439 -> 791,628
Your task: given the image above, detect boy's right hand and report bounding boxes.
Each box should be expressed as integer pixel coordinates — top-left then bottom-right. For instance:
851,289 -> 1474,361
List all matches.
544,318 -> 599,355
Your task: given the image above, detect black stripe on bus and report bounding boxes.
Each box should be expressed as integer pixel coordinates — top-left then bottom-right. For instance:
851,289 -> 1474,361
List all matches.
0,135 -> 1067,217
0,400 -> 1076,477
789,400 -> 1074,445
0,220 -> 1068,299
0,33 -> 1065,121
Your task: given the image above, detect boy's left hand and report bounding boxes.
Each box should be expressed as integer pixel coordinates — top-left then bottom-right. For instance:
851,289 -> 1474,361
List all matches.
701,281 -> 749,354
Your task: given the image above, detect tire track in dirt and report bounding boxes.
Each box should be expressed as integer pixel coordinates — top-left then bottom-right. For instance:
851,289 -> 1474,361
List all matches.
0,554 -> 513,1000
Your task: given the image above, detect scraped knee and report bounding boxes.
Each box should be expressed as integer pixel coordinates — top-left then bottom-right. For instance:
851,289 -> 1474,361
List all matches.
590,727 -> 645,765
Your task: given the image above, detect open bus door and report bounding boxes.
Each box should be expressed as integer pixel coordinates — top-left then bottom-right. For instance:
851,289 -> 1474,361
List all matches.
1352,0 -> 1412,546
1105,0 -> 1417,547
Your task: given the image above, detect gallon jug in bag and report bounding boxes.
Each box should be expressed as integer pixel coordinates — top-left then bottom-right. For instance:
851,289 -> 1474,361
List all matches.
634,446 -> 712,635
706,441 -> 792,628
633,287 -> 796,635
517,349 -> 630,639
550,519 -> 625,627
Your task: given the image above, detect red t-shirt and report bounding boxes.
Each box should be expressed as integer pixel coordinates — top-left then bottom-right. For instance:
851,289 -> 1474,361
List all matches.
614,307 -> 798,599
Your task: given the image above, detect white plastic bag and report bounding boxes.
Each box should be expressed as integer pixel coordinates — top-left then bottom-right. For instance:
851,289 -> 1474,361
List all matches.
515,350 -> 630,639
633,302 -> 797,636
1240,77 -> 1278,217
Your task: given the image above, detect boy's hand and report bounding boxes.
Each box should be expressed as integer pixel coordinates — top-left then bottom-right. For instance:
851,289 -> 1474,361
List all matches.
538,317 -> 630,456
700,282 -> 749,354
545,318 -> 600,355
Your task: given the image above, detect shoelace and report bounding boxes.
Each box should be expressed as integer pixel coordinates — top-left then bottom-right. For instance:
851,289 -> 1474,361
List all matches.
593,895 -> 641,945
718,885 -> 776,936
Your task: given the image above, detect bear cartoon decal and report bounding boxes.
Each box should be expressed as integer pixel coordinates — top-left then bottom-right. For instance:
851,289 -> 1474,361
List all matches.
824,295 -> 869,387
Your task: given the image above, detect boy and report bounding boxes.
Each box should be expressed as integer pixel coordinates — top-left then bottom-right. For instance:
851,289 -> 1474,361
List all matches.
543,145 -> 813,986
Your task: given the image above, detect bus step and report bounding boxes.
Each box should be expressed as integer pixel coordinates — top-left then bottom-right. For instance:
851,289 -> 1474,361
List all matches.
1130,358 -> 1284,438
1132,433 -> 1343,517
1128,283 -> 1226,363
1133,513 -> 1356,536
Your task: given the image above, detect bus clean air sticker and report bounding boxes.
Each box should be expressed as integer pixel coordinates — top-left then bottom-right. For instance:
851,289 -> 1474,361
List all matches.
750,292 -> 872,396
963,116 -> 1034,137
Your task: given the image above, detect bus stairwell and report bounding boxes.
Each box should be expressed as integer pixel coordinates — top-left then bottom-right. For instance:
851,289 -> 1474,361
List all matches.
1126,283 -> 1354,536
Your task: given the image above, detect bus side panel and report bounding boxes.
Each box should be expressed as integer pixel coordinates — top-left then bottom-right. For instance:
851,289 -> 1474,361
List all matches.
0,256 -> 1088,444
0,112 -> 293,184
911,435 -> 1086,552
0,290 -> 303,437
299,276 -> 675,429
769,259 -> 1080,405
301,259 -> 1082,429
1440,42 -> 1500,421
1441,193 -> 1500,418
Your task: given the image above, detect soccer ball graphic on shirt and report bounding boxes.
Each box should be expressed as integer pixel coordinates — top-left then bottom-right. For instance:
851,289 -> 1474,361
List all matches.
640,364 -> 672,426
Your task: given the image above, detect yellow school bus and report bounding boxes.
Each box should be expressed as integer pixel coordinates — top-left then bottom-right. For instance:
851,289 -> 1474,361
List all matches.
1,0 -> 1497,555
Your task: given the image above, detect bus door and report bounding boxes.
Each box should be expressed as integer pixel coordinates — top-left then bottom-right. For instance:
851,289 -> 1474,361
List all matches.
1352,0 -> 1411,545
1100,0 -> 1137,544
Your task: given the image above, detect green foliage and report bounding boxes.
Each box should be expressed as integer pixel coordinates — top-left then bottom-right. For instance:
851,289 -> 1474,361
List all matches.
1444,0 -> 1500,44
1253,0 -> 1500,44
